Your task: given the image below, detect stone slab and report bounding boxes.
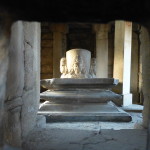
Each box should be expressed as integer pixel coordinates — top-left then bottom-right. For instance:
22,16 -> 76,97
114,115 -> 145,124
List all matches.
122,104 -> 144,112
41,78 -> 119,90
40,90 -> 122,106
38,102 -> 131,122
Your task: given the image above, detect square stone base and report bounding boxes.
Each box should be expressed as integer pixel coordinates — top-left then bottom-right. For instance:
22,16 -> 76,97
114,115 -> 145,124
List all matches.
123,93 -> 132,106
38,101 -> 131,122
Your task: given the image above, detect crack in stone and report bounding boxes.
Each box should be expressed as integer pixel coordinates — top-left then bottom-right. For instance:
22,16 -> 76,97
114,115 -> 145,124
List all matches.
80,130 -> 117,150
25,40 -> 33,48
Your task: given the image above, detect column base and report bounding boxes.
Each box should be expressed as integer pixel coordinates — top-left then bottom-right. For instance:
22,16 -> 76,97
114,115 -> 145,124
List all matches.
123,93 -> 132,106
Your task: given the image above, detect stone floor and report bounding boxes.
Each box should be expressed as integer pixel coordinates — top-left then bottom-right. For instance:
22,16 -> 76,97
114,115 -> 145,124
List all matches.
23,112 -> 147,150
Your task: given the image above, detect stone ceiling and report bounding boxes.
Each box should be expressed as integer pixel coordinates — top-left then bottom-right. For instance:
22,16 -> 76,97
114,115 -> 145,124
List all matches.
0,0 -> 150,24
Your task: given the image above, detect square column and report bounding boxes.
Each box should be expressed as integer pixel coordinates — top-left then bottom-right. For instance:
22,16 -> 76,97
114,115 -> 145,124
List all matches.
113,21 -> 132,106
50,24 -> 68,78
93,24 -> 109,78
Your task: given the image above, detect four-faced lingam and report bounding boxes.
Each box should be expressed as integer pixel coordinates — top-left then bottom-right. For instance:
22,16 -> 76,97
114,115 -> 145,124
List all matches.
60,49 -> 96,79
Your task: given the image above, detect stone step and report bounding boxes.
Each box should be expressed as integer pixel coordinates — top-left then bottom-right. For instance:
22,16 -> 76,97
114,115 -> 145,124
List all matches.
38,101 -> 131,122
41,78 -> 119,90
40,90 -> 122,106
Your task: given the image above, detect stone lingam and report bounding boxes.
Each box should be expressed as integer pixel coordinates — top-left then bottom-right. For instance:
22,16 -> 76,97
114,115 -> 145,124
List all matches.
38,49 -> 131,122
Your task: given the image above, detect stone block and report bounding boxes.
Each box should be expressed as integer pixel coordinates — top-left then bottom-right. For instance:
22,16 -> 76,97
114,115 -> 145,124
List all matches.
40,78 -> 119,90
40,90 -> 122,106
5,97 -> 23,110
6,21 -> 24,100
4,106 -> 22,147
23,22 -> 40,91
21,22 -> 40,138
38,101 -> 131,122
123,93 -> 132,106
21,89 -> 39,138
36,115 -> 46,128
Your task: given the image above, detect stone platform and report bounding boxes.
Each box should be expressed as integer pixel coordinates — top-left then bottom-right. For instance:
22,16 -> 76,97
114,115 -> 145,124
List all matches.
38,101 -> 131,122
39,78 -> 129,122
40,90 -> 122,106
41,78 -> 119,90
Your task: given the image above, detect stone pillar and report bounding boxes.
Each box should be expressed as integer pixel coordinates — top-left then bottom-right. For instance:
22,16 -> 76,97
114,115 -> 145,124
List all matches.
113,21 -> 132,106
5,21 -> 41,148
93,24 -> 109,78
131,25 -> 140,104
140,26 -> 150,128
51,24 -> 68,78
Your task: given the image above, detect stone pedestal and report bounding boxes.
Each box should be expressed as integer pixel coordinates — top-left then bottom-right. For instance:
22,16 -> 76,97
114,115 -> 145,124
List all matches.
39,78 -> 131,122
40,78 -> 122,105
39,49 -> 131,122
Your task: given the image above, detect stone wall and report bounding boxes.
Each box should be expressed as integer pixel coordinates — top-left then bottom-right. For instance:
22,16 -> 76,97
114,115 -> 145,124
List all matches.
67,24 -> 96,57
4,21 -> 40,147
0,16 -> 11,148
41,23 -> 53,79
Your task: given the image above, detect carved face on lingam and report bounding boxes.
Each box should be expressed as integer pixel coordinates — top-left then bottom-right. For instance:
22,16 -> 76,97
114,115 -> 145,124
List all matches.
90,58 -> 96,78
73,55 -> 84,75
60,57 -> 68,78
60,49 -> 96,79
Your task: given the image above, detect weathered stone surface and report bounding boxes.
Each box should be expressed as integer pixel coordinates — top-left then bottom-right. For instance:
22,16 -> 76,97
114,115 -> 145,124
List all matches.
4,98 -> 22,147
21,22 -> 41,138
122,104 -> 144,112
40,90 -> 122,106
0,21 -> 11,148
6,21 -> 24,100
41,78 -> 119,90
21,89 -> 39,138
23,22 -> 40,91
23,127 -> 147,150
65,49 -> 91,78
4,106 -> 22,147
36,115 -> 46,128
39,101 -> 131,122
3,21 -> 41,148
140,26 -> 150,128
5,97 -> 23,111
131,30 -> 140,103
